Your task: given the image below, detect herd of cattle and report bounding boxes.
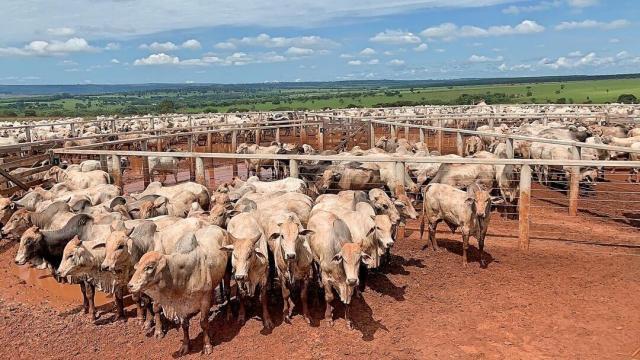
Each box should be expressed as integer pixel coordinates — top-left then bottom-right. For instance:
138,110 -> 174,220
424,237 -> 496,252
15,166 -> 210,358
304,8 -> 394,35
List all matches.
0,104 -> 639,355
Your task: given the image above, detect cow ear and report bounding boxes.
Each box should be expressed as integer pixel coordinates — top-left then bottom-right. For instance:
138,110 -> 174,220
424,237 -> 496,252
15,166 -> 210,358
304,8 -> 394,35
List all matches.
254,249 -> 266,260
465,197 -> 476,206
225,210 -> 241,218
9,203 -> 17,210
333,172 -> 342,181
393,200 -> 405,208
331,252 -> 343,264
219,245 -> 234,253
91,242 -> 106,250
366,226 -> 376,237
490,196 -> 505,205
299,229 -> 314,236
268,232 -> 281,241
361,252 -> 373,266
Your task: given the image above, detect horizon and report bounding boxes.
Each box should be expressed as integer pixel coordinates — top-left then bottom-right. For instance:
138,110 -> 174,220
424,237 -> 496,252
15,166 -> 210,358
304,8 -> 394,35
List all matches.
1,1 -> 639,85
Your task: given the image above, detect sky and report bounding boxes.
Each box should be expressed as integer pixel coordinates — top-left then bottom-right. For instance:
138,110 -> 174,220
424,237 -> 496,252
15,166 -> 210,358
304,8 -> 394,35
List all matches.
0,0 -> 638,85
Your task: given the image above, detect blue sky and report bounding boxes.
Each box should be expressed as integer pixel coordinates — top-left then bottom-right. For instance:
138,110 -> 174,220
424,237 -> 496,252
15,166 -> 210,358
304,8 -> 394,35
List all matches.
0,0 -> 638,84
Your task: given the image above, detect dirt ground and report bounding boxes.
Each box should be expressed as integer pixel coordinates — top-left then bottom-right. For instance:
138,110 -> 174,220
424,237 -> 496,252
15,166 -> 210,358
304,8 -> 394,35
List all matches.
4,127 -> 639,359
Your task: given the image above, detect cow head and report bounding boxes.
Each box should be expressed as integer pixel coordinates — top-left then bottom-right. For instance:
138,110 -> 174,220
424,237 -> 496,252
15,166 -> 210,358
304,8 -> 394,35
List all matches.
15,226 -> 43,266
392,186 -> 418,220
0,198 -> 19,234
317,169 -> 340,193
269,214 -> 314,262
220,233 -> 265,283
57,237 -> 104,278
128,251 -> 167,293
372,215 -> 394,250
138,197 -> 167,219
369,189 -> 401,224
467,184 -> 492,219
209,203 -> 239,227
101,223 -> 135,273
236,143 -> 250,154
331,242 -> 371,304
2,208 -> 31,238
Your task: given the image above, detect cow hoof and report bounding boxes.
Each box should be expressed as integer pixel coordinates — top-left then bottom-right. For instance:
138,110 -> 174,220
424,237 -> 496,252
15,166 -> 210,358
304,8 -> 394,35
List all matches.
326,319 -> 334,327
237,315 -> 246,325
203,345 -> 212,355
263,319 -> 274,330
346,321 -> 354,330
284,315 -> 292,324
177,344 -> 190,356
154,330 -> 164,339
305,316 -> 311,325
135,316 -> 145,325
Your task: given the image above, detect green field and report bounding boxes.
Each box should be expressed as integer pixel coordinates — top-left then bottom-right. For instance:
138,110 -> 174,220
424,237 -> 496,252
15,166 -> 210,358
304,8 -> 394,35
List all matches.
1,77 -> 639,118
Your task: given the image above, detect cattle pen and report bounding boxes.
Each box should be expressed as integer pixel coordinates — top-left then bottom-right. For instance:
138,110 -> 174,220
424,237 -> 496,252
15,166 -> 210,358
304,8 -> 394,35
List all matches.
1,105 -> 640,359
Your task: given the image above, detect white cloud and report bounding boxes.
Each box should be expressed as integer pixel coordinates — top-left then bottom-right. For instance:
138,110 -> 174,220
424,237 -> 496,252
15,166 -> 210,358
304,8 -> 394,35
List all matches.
46,27 -> 76,36
340,53 -> 354,59
360,47 -> 376,56
0,37 -> 96,57
348,60 -> 362,65
105,42 -> 120,50
435,48 -> 445,53
214,42 -> 236,50
110,58 -> 120,64
539,52 -> 615,69
140,41 -> 178,52
370,29 -> 421,44
285,47 -> 314,56
367,59 -> 379,65
567,0 -> 598,7
609,38 -> 620,43
388,59 -> 405,66
181,39 -> 201,50
502,1 -> 561,14
498,63 -> 532,71
616,51 -> 629,59
568,51 -> 583,57
133,53 -> 180,66
421,20 -> 544,41
555,19 -> 630,31
413,43 -> 428,52
468,54 -> 504,62
227,33 -> 338,49
59,59 -> 78,66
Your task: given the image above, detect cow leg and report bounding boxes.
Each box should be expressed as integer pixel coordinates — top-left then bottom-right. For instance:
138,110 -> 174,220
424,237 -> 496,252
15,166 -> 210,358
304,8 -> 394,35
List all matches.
322,278 -> 334,325
478,235 -> 486,268
260,284 -> 274,329
301,278 -> 311,325
223,265 -> 232,322
281,279 -> 293,323
461,231 -> 470,267
153,302 -> 164,338
358,264 -> 367,294
85,282 -> 97,320
114,288 -> 126,320
237,294 -> 246,325
345,302 -> 353,330
80,282 -> 89,314
178,319 -> 191,356
132,293 -> 145,325
429,224 -> 440,252
200,297 -> 213,355
173,171 -> 178,184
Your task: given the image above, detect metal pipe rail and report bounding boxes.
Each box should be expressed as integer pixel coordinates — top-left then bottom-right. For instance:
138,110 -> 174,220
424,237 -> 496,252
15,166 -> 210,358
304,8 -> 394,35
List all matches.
367,119 -> 640,155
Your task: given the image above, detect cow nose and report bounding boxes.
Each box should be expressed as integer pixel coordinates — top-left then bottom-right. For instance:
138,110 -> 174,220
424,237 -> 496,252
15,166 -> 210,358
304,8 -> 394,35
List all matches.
387,241 -> 395,248
127,283 -> 134,290
100,264 -> 109,272
347,278 -> 357,286
286,253 -> 296,260
235,274 -> 247,281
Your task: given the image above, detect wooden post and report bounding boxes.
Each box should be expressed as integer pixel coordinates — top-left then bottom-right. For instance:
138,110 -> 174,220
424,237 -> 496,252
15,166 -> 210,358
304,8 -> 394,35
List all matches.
231,130 -> 238,177
395,162 -> 405,191
70,123 -> 76,137
456,132 -> 464,156
390,125 -> 397,138
149,117 -> 155,130
488,118 -> 494,129
99,154 -> 108,172
437,119 -> 443,154
506,138 -> 515,159
188,136 -> 195,181
543,116 -> 548,126
404,125 -> 409,139
419,128 -> 425,143
195,157 -> 206,186
275,128 -> 280,143
318,122 -> 325,151
111,155 -> 123,190
111,120 -> 116,133
289,159 -> 299,178
569,165 -> 580,216
207,132 -> 212,152
141,140 -> 150,188
25,126 -> 32,143
518,165 -> 531,251
301,125 -> 307,144
255,129 -> 261,145
369,122 -> 375,149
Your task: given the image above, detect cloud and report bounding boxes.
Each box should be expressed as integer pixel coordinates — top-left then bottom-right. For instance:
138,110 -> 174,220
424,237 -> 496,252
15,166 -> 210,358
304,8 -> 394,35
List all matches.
413,43 -> 428,52
139,41 -> 178,52
539,52 -> 615,69
110,58 -> 120,64
0,37 -> 96,57
555,19 -> 630,31
105,42 -> 120,50
367,59 -> 379,65
498,63 -> 532,71
181,39 -> 201,50
388,59 -> 405,66
609,38 -> 620,43
46,27 -> 76,36
421,20 -> 544,41
226,33 -> 338,49
566,0 -> 598,7
133,53 -> 180,65
468,54 -> 504,62
348,60 -> 362,65
360,47 -> 376,56
285,47 -> 314,56
214,42 -> 236,50
370,29 -> 421,44
502,1 -> 560,14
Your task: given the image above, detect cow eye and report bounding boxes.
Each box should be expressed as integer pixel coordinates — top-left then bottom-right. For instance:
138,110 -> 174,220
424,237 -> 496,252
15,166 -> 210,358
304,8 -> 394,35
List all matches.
382,204 -> 389,209
145,265 -> 154,272
117,244 -> 125,251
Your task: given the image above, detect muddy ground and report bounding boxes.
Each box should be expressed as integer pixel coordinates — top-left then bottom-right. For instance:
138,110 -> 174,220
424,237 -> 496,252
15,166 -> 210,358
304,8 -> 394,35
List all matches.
2,128 -> 639,359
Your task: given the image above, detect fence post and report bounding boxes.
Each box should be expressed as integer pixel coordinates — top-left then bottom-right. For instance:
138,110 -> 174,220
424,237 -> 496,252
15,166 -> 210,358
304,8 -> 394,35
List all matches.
275,128 -> 280,143
207,132 -> 212,152
141,140 -> 150,188
369,122 -> 375,149
111,155 -> 123,190
149,117 -> 155,130
456,132 -> 464,156
390,125 -> 397,138
568,166 -> 580,216
195,157 -> 206,186
70,123 -> 76,137
404,124 -> 409,139
99,154 -> 108,172
255,128 -> 261,145
419,128 -> 425,143
301,124 -> 308,144
506,138 -> 515,159
110,120 -> 116,133
231,130 -> 238,177
437,119 -> 443,154
488,117 -> 494,129
318,121 -> 325,151
25,126 -> 32,143
518,165 -> 531,251
289,159 -> 299,178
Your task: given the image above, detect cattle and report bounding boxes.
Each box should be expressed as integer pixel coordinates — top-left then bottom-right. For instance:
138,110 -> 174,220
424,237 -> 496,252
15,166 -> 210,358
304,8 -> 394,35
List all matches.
148,156 -> 178,184
136,181 -> 210,212
128,225 -> 229,355
420,183 -> 492,267
236,142 -> 284,179
0,196 -> 17,230
464,136 -> 485,156
2,201 -> 74,240
244,176 -> 306,193
315,164 -> 382,194
221,212 -> 272,329
307,210 -> 371,329
46,166 -> 110,189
